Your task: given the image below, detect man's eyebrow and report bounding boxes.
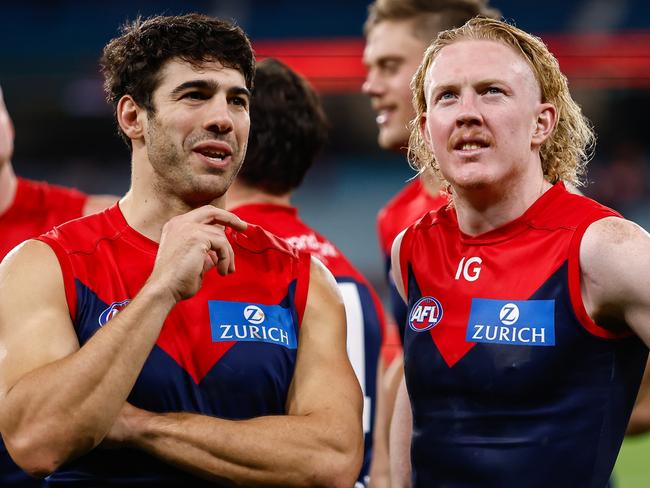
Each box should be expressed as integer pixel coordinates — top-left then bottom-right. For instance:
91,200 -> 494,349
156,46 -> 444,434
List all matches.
170,79 -> 218,97
229,86 -> 251,98
169,80 -> 250,99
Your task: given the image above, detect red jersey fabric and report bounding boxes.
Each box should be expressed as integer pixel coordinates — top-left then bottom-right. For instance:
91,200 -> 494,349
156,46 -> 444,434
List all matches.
377,178 -> 447,257
0,177 -> 87,260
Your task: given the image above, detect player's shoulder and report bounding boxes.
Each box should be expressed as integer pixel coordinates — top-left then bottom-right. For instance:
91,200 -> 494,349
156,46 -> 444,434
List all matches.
18,177 -> 87,205
531,182 -> 619,230
40,203 -> 123,254
377,179 -> 423,225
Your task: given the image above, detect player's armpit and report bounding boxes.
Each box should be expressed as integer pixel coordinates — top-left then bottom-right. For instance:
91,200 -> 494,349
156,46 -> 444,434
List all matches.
580,217 -> 650,345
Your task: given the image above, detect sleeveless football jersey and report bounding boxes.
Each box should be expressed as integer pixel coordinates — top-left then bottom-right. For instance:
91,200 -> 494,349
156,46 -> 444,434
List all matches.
0,177 -> 87,488
399,183 -> 647,488
230,203 -> 384,486
377,178 -> 447,342
0,177 -> 87,260
36,204 -> 310,487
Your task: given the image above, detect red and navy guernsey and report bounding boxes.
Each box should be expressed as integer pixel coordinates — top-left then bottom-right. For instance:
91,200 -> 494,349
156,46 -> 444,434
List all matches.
36,203 -> 310,487
231,203 -> 385,486
399,183 -> 647,488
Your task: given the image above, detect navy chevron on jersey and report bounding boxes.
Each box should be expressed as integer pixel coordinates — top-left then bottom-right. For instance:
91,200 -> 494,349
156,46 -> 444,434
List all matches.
36,204 -> 310,487
231,203 -> 385,486
398,183 -> 648,488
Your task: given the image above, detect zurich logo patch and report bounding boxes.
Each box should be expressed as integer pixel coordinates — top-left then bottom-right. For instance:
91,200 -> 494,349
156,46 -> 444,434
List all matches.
243,305 -> 265,324
466,298 -> 555,346
209,301 -> 297,349
98,299 -> 131,327
409,296 -> 443,332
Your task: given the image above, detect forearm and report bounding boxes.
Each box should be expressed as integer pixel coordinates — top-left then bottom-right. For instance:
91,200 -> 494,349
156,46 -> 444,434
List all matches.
125,409 -> 362,488
2,282 -> 176,473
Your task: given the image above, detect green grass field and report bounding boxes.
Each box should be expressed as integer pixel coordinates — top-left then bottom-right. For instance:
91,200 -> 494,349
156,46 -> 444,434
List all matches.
613,434 -> 650,487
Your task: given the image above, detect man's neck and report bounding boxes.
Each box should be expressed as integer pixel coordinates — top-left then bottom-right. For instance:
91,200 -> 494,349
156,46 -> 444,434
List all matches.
452,171 -> 552,237
419,169 -> 442,196
118,152 -> 227,243
0,162 -> 17,217
226,180 -> 291,211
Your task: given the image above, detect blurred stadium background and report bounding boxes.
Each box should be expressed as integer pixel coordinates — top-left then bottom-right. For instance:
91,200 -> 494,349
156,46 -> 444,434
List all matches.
1,1 -> 649,484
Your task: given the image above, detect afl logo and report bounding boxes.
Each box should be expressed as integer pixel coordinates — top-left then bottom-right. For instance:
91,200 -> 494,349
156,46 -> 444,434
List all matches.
98,299 -> 131,327
243,305 -> 265,324
409,296 -> 443,332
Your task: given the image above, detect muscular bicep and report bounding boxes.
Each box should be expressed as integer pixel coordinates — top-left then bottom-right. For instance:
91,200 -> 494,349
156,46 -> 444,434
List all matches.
391,229 -> 407,303
0,240 -> 79,397
580,217 -> 650,344
286,257 -> 362,421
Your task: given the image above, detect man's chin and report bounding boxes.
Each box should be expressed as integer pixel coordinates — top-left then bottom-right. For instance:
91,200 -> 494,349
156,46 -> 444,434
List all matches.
378,132 -> 409,153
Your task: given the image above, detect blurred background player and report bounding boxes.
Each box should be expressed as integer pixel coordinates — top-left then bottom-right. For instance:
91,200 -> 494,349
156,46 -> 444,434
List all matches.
362,0 -> 500,343
0,88 -> 118,486
226,57 -> 386,488
361,2 -> 500,485
0,87 -> 118,260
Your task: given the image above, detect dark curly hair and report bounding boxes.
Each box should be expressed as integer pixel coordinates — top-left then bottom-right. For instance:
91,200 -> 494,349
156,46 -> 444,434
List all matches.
100,13 -> 255,146
238,58 -> 328,195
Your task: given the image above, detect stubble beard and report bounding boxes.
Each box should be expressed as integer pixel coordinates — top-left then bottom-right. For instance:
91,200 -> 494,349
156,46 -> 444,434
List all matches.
146,116 -> 241,207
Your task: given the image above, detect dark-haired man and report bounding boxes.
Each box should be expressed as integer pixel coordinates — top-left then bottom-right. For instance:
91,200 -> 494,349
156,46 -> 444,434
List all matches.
227,58 -> 386,488
0,14 -> 362,487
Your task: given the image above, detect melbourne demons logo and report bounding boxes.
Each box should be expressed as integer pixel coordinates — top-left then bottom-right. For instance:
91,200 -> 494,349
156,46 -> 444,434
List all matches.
409,296 -> 443,332
98,299 -> 131,327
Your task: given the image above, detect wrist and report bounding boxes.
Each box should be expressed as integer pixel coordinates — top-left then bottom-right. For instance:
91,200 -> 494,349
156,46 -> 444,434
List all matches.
139,279 -> 181,309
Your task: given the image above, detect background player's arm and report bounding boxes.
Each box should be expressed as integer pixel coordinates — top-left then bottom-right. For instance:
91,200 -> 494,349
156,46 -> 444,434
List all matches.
0,87 -> 13,167
580,217 -> 650,344
103,258 -> 364,488
0,207 -> 243,477
627,359 -> 650,435
389,376 -> 412,488
368,356 -> 389,488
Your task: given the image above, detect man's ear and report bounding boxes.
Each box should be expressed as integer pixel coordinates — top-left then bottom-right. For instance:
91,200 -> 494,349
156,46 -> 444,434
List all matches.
419,113 -> 433,151
116,95 -> 146,142
531,102 -> 557,146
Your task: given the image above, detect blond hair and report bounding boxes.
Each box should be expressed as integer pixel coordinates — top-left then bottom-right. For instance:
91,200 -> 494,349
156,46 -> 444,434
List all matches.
408,17 -> 594,187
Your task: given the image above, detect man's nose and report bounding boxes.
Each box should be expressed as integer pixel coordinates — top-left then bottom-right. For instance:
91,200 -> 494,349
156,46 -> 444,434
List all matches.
362,70 -> 384,97
455,94 -> 483,127
204,97 -> 233,133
